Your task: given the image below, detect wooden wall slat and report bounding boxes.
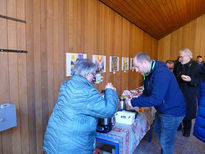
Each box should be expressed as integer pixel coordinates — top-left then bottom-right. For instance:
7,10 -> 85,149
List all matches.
40,0 -> 49,137
0,15 -> 9,154
8,20 -> 22,154
113,14 -> 122,94
7,0 -> 16,18
121,18 -> 130,92
46,0 -> 54,116
195,15 -> 205,57
57,0 -> 65,86
0,18 -> 8,49
18,53 -> 29,154
17,22 -> 26,50
0,0 -> 7,15
17,22 -> 29,154
33,0 -> 43,153
16,0 -> 25,20
26,0 -> 37,153
53,0 -> 59,109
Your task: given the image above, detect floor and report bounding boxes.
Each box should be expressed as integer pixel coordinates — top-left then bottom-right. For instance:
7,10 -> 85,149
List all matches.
134,126 -> 205,154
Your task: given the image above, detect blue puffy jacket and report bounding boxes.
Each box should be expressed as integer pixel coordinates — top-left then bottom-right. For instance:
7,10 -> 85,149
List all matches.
43,75 -> 118,154
131,60 -> 186,116
193,79 -> 205,142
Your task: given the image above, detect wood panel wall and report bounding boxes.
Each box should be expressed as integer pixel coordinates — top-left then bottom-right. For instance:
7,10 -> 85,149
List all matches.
0,0 -> 157,154
158,14 -> 205,62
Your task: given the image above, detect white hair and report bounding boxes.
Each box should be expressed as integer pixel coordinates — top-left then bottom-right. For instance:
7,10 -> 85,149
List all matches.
180,48 -> 193,58
71,59 -> 98,77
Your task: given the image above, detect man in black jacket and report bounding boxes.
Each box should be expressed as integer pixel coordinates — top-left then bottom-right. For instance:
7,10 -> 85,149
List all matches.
174,48 -> 200,137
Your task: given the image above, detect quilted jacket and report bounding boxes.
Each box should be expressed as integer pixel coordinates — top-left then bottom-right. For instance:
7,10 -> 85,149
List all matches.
193,79 -> 205,142
43,75 -> 118,154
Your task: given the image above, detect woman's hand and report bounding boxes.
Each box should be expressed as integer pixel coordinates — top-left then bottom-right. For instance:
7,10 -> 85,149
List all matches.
105,83 -> 116,90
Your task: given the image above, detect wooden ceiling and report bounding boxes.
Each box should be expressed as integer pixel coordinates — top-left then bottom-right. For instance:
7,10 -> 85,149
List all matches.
100,0 -> 205,40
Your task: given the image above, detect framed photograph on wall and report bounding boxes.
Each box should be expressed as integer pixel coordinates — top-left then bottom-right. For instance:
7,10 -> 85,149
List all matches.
122,57 -> 129,71
66,52 -> 87,76
109,56 -> 119,73
92,55 -> 106,73
130,58 -> 135,71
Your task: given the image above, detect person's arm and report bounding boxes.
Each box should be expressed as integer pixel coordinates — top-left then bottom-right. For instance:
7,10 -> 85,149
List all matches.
131,70 -> 171,107
83,86 -> 118,118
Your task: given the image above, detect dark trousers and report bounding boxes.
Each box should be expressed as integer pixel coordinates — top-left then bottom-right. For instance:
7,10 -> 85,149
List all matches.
183,120 -> 192,133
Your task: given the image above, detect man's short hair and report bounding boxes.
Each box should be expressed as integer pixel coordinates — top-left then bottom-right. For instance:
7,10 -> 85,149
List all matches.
179,48 -> 193,58
166,60 -> 174,64
197,55 -> 202,59
134,52 -> 151,63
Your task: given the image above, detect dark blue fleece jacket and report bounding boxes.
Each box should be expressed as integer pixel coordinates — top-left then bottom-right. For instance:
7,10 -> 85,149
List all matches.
131,60 -> 186,116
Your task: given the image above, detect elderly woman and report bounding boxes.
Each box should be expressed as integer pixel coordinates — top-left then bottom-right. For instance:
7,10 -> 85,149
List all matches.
43,59 -> 118,154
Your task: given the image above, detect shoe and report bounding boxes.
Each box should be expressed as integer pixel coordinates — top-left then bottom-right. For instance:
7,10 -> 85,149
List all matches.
183,132 -> 190,137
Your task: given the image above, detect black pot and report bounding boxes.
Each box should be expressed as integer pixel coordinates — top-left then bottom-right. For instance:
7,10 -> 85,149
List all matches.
98,118 -> 112,126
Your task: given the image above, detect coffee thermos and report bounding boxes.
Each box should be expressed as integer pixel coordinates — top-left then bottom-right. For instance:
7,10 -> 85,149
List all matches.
119,97 -> 126,111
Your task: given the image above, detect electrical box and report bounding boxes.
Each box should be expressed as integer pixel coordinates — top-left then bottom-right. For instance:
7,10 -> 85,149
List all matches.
0,104 -> 17,132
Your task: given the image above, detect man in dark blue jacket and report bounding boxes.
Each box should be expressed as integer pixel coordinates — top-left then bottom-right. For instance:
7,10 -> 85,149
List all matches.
126,52 -> 186,154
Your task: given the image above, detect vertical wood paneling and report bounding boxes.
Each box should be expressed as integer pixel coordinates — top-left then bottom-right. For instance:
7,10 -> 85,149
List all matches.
16,0 -> 25,20
158,35 -> 171,60
158,14 -> 205,62
53,0 -> 59,107
95,2 -> 105,91
7,0 -> 16,18
105,7 -> 114,90
33,0 -> 42,153
113,14 -> 122,94
121,18 -> 130,92
26,0 -> 37,153
128,25 -> 145,90
0,0 -> 158,154
57,0 -> 65,86
0,14 -> 9,154
40,0 -> 49,138
46,0 -> 54,115
8,20 -> 22,154
195,15 -> 205,57
17,22 -> 29,154
0,0 -> 7,15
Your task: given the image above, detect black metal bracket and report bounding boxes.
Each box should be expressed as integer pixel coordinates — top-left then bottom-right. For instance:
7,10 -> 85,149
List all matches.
0,49 -> 27,53
0,14 -> 26,23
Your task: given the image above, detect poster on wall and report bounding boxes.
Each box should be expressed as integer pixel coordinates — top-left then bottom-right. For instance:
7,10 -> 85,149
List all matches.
66,52 -> 87,76
92,55 -> 106,73
109,56 -> 119,73
130,58 -> 135,71
122,57 -> 129,71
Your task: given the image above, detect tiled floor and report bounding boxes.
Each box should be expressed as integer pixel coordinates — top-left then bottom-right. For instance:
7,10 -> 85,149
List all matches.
134,127 -> 205,154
